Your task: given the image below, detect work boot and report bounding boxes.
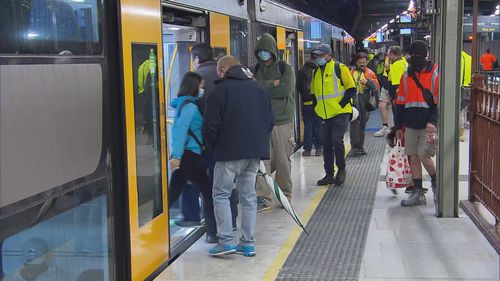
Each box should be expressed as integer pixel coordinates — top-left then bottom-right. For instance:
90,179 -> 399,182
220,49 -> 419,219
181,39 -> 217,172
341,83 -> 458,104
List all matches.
317,175 -> 335,186
315,148 -> 323,156
401,189 -> 426,206
302,150 -> 312,156
334,169 -> 346,186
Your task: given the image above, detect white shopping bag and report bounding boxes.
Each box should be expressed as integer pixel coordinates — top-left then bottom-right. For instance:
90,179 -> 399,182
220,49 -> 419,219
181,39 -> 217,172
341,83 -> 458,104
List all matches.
386,140 -> 412,189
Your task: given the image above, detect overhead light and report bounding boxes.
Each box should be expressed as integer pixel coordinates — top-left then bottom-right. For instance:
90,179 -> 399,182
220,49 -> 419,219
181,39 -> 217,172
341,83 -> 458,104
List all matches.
495,9 -> 499,15
496,5 -> 499,10
390,19 -> 395,23
396,15 -> 400,19
402,11 -> 408,15
167,27 -> 180,31
382,24 -> 388,29
26,32 -> 38,38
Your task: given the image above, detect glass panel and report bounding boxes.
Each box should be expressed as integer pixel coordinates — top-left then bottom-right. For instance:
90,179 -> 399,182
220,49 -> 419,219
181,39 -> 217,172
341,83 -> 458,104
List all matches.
1,193 -> 111,281
131,44 -> 163,227
230,18 -> 248,66
0,0 -> 101,55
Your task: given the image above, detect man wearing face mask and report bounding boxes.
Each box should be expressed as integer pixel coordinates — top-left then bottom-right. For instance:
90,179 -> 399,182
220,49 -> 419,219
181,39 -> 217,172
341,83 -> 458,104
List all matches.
349,53 -> 379,157
395,40 -> 439,206
310,44 -> 356,186
253,33 -> 296,211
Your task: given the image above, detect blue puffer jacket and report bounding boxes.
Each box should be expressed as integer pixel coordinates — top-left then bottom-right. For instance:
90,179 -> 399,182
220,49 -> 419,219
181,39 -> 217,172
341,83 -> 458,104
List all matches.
170,96 -> 203,159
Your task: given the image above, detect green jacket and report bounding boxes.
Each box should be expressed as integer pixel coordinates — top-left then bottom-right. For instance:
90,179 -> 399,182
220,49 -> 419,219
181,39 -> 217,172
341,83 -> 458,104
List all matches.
254,33 -> 295,125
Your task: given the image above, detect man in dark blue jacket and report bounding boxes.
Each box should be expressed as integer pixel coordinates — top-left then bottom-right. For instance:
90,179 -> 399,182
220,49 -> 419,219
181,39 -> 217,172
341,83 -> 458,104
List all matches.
204,55 -> 274,257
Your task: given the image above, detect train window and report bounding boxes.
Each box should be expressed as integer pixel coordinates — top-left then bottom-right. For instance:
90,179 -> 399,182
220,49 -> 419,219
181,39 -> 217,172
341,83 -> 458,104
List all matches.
230,18 -> 248,66
1,194 -> 112,280
0,0 -> 101,55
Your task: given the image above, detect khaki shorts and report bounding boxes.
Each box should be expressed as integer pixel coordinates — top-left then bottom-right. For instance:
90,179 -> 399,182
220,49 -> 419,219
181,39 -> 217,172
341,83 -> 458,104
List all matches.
404,128 -> 436,157
379,87 -> 391,103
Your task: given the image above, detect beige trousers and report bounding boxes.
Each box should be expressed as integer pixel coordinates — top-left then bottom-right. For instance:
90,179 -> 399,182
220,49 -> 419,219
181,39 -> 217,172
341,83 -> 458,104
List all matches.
256,122 -> 295,205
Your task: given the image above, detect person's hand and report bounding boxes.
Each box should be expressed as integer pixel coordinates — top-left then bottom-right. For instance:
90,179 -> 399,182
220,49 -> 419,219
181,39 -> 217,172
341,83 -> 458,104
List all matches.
170,158 -> 181,170
273,80 -> 280,87
361,77 -> 368,85
396,130 -> 404,140
426,123 -> 436,134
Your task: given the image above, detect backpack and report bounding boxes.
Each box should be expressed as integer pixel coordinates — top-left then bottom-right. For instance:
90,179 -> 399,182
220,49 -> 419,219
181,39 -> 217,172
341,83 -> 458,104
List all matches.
177,99 -> 205,150
254,60 -> 287,77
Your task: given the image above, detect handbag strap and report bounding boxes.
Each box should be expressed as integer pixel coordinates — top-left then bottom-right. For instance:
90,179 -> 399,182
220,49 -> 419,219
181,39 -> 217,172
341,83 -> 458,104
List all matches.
409,70 -> 435,109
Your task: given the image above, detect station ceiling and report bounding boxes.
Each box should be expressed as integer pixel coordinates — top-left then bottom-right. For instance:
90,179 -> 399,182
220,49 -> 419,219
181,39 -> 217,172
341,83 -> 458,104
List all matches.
277,0 -> 499,41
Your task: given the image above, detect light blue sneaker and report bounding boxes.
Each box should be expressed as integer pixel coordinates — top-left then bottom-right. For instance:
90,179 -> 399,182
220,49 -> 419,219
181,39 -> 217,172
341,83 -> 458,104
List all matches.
208,244 -> 237,257
236,244 -> 256,257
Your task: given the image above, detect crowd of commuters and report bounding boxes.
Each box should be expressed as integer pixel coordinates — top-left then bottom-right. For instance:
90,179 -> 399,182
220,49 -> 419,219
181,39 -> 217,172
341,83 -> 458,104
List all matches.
165,32 -> 460,257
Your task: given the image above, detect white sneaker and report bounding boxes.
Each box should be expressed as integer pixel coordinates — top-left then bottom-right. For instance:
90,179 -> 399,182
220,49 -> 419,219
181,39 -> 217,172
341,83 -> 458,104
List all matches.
374,126 -> 390,137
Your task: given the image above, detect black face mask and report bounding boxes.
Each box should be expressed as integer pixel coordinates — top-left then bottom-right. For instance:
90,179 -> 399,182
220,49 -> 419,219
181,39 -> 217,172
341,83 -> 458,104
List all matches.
356,65 -> 365,72
410,55 -> 427,69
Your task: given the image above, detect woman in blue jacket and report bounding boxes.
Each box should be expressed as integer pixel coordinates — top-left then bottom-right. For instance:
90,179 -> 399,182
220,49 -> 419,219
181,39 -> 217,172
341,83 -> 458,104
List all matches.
169,72 -> 216,242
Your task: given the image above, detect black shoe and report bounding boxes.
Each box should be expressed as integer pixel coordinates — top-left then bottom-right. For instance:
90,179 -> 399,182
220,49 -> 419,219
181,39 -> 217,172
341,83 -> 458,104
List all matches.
317,175 -> 335,186
205,235 -> 218,244
358,149 -> 367,155
406,186 -> 428,193
334,169 -> 346,186
175,220 -> 202,227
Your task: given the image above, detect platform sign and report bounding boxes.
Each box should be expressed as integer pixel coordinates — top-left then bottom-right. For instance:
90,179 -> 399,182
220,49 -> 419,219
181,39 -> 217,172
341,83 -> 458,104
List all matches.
463,16 -> 500,33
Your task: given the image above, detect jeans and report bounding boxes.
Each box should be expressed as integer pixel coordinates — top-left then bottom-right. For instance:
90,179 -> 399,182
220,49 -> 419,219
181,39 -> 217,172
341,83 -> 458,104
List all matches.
204,150 -> 239,229
302,109 -> 323,151
181,184 -> 201,222
168,150 -> 216,237
213,159 -> 259,246
323,114 -> 349,176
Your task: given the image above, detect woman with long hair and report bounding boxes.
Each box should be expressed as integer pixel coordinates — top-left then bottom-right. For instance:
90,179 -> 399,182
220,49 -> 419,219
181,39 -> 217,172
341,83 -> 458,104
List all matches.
169,71 -> 217,243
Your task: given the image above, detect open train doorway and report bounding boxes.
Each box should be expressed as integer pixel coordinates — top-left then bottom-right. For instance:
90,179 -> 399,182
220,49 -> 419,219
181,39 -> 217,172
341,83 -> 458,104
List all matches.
161,4 -> 207,258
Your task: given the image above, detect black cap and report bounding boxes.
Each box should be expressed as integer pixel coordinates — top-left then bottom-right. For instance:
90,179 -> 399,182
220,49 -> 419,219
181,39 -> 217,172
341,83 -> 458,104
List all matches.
312,44 -> 332,55
409,40 -> 428,57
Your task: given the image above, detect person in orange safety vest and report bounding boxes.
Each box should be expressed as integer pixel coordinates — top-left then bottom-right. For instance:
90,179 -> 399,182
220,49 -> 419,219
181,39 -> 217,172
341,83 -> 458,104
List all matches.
394,40 -> 439,207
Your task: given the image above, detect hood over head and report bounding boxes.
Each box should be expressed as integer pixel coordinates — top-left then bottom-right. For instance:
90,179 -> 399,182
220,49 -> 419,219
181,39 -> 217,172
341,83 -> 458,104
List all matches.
254,33 -> 278,62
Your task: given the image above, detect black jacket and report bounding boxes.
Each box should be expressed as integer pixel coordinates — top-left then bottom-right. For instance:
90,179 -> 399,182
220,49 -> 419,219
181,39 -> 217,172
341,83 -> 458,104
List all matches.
204,65 -> 274,161
195,60 -> 219,114
296,61 -> 317,112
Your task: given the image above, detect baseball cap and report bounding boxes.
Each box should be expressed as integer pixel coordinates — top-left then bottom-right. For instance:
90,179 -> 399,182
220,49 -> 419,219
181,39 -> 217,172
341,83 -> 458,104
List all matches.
312,44 -> 332,55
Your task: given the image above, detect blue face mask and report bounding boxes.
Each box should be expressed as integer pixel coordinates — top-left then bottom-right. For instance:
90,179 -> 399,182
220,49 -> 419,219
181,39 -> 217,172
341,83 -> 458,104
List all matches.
316,57 -> 327,66
258,50 -> 272,61
198,88 -> 204,97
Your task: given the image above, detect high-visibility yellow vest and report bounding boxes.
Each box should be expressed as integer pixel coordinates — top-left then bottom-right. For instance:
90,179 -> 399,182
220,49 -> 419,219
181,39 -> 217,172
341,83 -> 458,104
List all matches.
311,59 -> 354,119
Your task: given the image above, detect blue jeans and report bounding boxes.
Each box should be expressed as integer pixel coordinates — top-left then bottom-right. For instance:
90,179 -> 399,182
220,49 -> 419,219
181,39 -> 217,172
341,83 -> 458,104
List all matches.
302,109 -> 323,151
322,114 -> 349,176
213,159 -> 259,246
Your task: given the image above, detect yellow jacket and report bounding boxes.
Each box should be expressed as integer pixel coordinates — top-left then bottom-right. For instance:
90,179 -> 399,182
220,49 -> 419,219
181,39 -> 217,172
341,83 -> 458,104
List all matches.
310,59 -> 355,119
461,51 -> 472,87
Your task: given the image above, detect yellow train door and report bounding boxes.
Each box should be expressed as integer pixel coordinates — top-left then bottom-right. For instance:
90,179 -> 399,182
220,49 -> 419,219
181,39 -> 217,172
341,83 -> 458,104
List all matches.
118,0 -> 169,279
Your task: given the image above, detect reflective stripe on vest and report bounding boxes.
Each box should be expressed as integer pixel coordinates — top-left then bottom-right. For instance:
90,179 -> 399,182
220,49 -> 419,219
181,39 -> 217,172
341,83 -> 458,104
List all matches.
315,91 -> 344,101
430,66 -> 439,103
303,101 -> 313,105
405,101 -> 430,108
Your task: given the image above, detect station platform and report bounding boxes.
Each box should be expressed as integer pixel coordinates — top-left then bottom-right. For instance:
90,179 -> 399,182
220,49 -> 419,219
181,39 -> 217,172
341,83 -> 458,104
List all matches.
155,124 -> 499,281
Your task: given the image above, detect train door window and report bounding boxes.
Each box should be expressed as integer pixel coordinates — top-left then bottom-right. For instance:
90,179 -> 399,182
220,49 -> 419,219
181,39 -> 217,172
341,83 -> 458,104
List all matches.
131,44 -> 163,227
230,18 -> 248,66
0,0 -> 101,55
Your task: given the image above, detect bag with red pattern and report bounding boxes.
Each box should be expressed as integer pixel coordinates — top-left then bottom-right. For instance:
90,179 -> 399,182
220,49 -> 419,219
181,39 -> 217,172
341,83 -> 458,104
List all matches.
386,140 -> 412,189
